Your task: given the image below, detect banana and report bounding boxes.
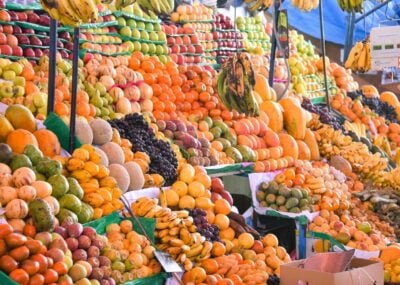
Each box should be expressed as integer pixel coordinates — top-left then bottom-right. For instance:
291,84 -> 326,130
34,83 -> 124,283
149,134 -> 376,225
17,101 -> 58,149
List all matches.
182,217 -> 194,227
155,207 -> 172,218
57,0 -> 81,25
176,210 -> 189,219
169,226 -> 180,236
169,238 -> 185,247
168,218 -> 181,228
180,228 -> 192,244
186,244 -> 204,258
184,258 -> 193,271
357,44 -> 368,72
247,0 -> 264,12
177,253 -> 187,264
150,0 -> 161,14
166,247 -> 182,256
158,229 -> 170,238
155,221 -> 170,230
199,241 -> 213,258
345,42 -> 363,69
160,235 -> 174,244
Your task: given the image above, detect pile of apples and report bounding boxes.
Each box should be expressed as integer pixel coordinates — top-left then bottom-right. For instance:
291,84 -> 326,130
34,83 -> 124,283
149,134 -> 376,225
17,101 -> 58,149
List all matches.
212,14 -> 244,64
210,177 -> 234,206
236,15 -> 270,55
164,24 -> 203,65
0,9 -> 73,60
170,4 -> 213,23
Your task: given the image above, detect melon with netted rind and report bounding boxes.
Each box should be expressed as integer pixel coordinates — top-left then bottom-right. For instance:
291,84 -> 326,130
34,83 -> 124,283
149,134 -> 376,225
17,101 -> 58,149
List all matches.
100,142 -> 124,165
90,118 -> 113,145
109,163 -> 130,192
124,161 -> 144,191
75,119 -> 93,145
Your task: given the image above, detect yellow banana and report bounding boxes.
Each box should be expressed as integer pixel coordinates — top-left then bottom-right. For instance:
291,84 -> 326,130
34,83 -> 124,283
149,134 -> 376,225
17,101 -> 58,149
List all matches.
155,221 -> 170,230
169,239 -> 185,247
180,228 -> 192,244
169,227 -> 180,236
160,235 -> 174,244
158,229 -> 170,238
176,210 -> 189,219
186,244 -> 204,258
166,247 -> 182,256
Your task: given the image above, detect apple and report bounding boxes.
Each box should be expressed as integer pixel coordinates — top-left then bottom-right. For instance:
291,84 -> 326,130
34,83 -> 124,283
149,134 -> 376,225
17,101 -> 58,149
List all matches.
180,45 -> 187,53
16,12 -> 27,22
220,190 -> 234,206
11,46 -> 23,57
34,48 -> 43,58
171,45 -> 180,53
210,192 -> 222,203
0,26 -> 3,33
27,12 -> 40,24
187,45 -> 195,53
59,50 -> 69,58
65,42 -> 74,51
0,33 -> 6,44
211,178 -> 224,193
108,26 -> 118,33
29,36 -> 42,46
6,34 -> 18,47
8,11 -> 18,21
38,14 -> 50,26
3,25 -> 13,34
251,240 -> 264,254
357,222 -> 371,234
56,39 -> 64,48
58,31 -> 71,41
176,54 -> 185,65
23,47 -> 35,57
195,45 -> 204,54
12,26 -> 22,35
194,56 -> 201,64
0,10 -> 10,22
175,37 -> 183,45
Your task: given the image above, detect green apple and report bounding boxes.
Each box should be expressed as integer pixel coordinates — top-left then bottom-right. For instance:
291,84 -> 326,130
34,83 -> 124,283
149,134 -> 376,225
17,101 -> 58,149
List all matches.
90,94 -> 103,108
141,43 -> 149,53
124,41 -> 134,52
162,45 -> 168,55
148,43 -> 156,54
13,76 -> 26,87
237,16 -> 245,25
13,86 -> 25,97
140,30 -> 149,41
94,82 -> 107,96
156,45 -> 164,55
33,92 -> 46,107
119,26 -> 132,37
149,31 -> 158,41
2,70 -> 16,81
159,55 -> 168,64
137,22 -> 145,30
145,23 -> 153,31
0,83 -> 13,98
153,23 -> 161,31
127,19 -> 136,28
237,23 -> 245,31
157,31 -> 166,41
133,41 -> 141,51
131,29 -> 141,39
117,17 -> 126,26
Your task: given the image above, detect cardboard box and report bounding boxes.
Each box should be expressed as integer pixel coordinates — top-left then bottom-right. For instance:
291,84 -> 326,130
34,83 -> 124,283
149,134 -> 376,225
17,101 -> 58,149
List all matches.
280,258 -> 383,285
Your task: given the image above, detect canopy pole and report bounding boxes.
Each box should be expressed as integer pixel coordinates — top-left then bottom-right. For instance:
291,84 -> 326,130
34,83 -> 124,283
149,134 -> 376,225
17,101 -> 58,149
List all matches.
69,27 -> 80,152
47,19 -> 57,115
319,0 -> 330,111
268,0 -> 281,87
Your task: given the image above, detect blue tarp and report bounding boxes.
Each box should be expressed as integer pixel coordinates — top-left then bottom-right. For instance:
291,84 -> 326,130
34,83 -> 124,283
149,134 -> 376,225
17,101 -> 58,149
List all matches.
281,0 -> 400,45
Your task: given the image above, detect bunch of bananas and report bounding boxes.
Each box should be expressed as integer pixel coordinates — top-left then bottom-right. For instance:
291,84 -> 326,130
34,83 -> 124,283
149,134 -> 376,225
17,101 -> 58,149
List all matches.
344,121 -> 367,138
374,135 -> 392,158
244,0 -> 272,12
345,41 -> 371,73
217,53 -> 259,116
130,197 -> 213,271
292,0 -> 319,11
337,0 -> 364,12
137,0 -> 174,15
39,0 -> 98,27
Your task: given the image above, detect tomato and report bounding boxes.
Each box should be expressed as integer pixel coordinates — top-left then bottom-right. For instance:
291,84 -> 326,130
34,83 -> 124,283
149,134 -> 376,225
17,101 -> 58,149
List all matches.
0,255 -> 18,273
52,261 -> 68,276
23,224 -> 36,238
0,224 -> 13,239
0,240 -> 7,256
25,239 -> 43,255
9,269 -> 29,285
28,274 -> 45,285
43,268 -> 58,284
21,260 -> 40,276
9,246 -> 30,261
5,233 -> 27,249
31,254 -> 48,274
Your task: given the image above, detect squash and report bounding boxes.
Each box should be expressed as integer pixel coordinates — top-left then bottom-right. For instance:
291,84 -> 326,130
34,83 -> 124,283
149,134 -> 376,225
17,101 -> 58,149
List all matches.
6,129 -> 38,154
12,167 -> 36,188
254,74 -> 271,101
380,91 -> 399,107
108,164 -> 130,193
17,185 -> 37,202
100,142 -> 124,165
0,186 -> 17,205
361,85 -> 379,98
5,199 -> 29,219
380,245 -> 400,264
124,161 -> 145,191
260,101 -> 283,132
304,129 -> 320,160
329,156 -> 352,176
279,97 -> 307,140
90,119 -> 113,146
278,133 -> 299,159
75,119 -> 93,145
296,140 -> 311,160
33,129 -> 61,157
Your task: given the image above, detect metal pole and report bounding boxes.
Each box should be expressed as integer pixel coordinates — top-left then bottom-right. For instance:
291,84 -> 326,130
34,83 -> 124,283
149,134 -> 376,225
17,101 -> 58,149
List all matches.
355,0 -> 392,23
47,19 -> 57,115
69,27 -> 80,152
268,0 -> 281,87
319,0 -> 330,111
344,13 -> 356,61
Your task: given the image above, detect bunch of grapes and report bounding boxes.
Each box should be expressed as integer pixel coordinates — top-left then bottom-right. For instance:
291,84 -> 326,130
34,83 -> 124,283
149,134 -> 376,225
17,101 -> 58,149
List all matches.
267,275 -> 280,285
301,98 -> 345,131
109,113 -> 178,186
188,208 -> 221,242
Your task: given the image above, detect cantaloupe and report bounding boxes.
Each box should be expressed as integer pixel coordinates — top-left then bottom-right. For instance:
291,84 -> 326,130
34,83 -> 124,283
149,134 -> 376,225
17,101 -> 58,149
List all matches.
108,164 -> 130,193
75,119 -> 93,145
90,118 -> 113,145
94,147 -> 109,167
100,142 -> 124,165
124,162 -> 144,191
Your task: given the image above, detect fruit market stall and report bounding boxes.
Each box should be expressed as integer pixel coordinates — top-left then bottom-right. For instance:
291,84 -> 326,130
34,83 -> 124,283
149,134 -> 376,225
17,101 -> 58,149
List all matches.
0,0 -> 400,284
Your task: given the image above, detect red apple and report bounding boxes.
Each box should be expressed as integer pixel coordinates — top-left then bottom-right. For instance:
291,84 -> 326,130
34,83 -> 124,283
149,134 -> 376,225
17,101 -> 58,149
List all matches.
34,48 -> 43,58
0,45 -> 12,55
180,45 -> 187,53
176,54 -> 185,65
211,192 -> 222,203
27,12 -> 40,24
175,37 -> 183,45
23,47 -> 35,57
3,25 -> 13,34
167,37 -> 175,45
252,240 -> 264,254
220,190 -> 233,206
187,45 -> 195,53
195,45 -> 204,54
16,12 -> 27,22
0,10 -> 10,22
190,35 -> 199,44
171,45 -> 180,53
6,34 -> 18,47
0,33 -> 6,45
12,46 -> 23,57
211,178 -> 224,193
194,56 -> 201,64
13,26 -> 22,34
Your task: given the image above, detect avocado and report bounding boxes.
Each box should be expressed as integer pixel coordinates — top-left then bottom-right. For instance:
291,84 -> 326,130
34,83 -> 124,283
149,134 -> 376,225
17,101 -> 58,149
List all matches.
299,198 -> 309,208
36,159 -> 62,177
291,188 -> 303,199
10,154 -> 32,171
23,144 -> 43,166
29,199 -> 55,232
268,181 -> 279,194
285,197 -> 299,209
265,193 -> 277,204
67,177 -> 84,200
59,194 -> 82,214
0,143 -> 12,164
278,185 -> 291,198
289,207 -> 301,213
276,195 -> 286,206
47,174 -> 69,198
256,190 -> 266,202
76,203 -> 94,224
57,208 -> 78,225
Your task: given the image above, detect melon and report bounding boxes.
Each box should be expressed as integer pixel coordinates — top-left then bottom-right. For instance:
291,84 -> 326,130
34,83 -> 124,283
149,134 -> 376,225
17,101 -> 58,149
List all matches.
94,147 -> 109,167
90,119 -> 113,145
75,119 -> 93,145
124,162 -> 145,191
100,142 -> 124,165
108,164 -> 130,192
116,97 -> 132,115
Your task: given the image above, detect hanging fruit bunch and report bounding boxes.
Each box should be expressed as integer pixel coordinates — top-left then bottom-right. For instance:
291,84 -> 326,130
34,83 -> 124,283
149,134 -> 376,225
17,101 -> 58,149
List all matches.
217,53 -> 260,116
345,40 -> 371,73
337,0 -> 364,13
292,0 -> 319,11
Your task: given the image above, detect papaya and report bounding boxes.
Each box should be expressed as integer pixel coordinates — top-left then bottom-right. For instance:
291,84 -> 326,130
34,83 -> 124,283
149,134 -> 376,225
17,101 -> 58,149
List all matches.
260,101 -> 283,132
304,129 -> 320,160
380,245 -> 400,264
380,91 -> 399,107
296,140 -> 311,160
254,74 -> 271,101
278,133 -> 299,160
279,97 -> 306,140
33,129 -> 61,157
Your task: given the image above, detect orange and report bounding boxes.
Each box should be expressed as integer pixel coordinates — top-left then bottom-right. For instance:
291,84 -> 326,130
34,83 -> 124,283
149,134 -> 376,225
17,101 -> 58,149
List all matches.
178,195 -> 195,209
211,241 -> 226,257
214,199 -> 231,215
194,173 -> 211,189
190,267 -> 207,283
219,227 -> 235,241
179,164 -> 195,183
214,214 -> 229,230
201,259 -> 218,274
188,181 -> 206,198
238,233 -> 255,249
172,181 -> 188,197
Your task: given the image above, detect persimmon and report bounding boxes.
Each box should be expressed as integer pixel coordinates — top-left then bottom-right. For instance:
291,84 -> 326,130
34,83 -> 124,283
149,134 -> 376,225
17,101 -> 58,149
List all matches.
52,261 -> 68,276
0,224 -> 13,239
43,268 -> 58,284
21,260 -> 39,276
23,224 -> 37,238
31,254 -> 48,273
28,273 -> 45,285
9,269 -> 29,285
